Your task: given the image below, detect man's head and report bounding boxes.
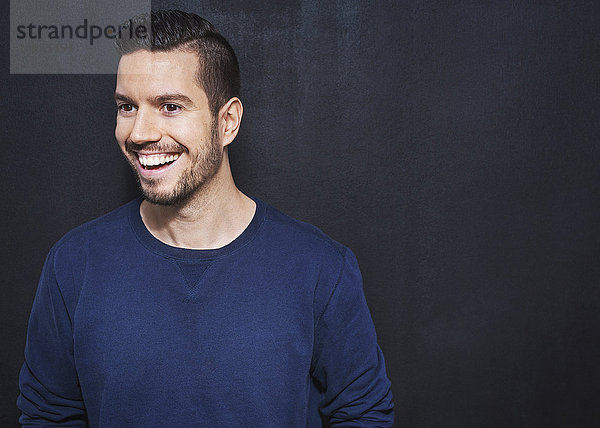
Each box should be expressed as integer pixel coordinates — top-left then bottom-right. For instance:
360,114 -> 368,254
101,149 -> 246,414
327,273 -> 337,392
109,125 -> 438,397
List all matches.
114,10 -> 243,206
115,10 -> 240,118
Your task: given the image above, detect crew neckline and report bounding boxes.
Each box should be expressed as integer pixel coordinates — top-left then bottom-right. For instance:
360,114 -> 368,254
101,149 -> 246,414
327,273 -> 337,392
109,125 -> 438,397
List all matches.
128,195 -> 266,260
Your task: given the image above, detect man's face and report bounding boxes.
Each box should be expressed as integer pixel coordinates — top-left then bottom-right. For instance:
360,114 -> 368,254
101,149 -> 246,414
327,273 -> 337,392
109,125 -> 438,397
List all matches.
115,49 -> 222,206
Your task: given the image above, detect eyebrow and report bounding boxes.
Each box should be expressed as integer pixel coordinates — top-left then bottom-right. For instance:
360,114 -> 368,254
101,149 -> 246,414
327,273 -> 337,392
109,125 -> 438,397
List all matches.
114,92 -> 195,107
114,92 -> 135,104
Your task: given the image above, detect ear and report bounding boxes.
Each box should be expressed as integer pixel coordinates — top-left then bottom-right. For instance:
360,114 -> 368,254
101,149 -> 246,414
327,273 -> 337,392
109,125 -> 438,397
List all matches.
218,97 -> 243,147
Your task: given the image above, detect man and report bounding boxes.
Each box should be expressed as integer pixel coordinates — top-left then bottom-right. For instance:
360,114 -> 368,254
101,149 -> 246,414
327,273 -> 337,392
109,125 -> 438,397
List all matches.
18,10 -> 394,426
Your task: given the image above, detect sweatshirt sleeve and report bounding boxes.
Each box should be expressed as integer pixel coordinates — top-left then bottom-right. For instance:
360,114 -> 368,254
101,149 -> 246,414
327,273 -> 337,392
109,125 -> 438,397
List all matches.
17,246 -> 88,426
311,248 -> 394,426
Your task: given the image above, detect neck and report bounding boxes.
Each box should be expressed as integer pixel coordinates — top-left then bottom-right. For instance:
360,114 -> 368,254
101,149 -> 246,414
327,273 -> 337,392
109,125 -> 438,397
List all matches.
139,159 -> 256,250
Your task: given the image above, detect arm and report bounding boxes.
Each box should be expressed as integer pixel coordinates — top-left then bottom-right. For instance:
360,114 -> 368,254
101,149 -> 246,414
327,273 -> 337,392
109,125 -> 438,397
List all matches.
311,249 -> 394,426
17,246 -> 87,426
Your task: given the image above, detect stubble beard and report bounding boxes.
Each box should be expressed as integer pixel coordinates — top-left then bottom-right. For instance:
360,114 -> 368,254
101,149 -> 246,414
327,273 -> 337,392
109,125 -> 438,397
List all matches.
126,120 -> 222,206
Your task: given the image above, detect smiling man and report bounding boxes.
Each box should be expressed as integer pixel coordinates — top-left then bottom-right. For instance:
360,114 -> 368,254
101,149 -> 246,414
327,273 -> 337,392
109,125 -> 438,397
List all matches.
17,10 -> 394,427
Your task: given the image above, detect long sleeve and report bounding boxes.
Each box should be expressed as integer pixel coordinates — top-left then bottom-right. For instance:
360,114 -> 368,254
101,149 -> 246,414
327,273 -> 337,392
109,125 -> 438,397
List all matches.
311,249 -> 394,426
17,246 -> 88,426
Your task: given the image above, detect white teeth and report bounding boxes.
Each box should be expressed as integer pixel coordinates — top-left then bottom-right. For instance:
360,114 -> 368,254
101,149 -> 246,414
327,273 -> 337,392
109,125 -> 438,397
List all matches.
138,153 -> 180,167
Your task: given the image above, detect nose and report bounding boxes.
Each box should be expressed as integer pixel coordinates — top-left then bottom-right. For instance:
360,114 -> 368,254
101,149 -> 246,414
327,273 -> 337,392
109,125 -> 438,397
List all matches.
129,109 -> 161,144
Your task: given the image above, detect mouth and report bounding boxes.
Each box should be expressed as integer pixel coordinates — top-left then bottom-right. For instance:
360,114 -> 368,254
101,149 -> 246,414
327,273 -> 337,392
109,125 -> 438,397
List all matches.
132,152 -> 183,179
136,152 -> 181,171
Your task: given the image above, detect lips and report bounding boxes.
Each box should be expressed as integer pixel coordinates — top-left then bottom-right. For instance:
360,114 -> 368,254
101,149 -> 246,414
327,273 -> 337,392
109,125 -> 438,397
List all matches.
131,152 -> 183,179
137,152 -> 180,169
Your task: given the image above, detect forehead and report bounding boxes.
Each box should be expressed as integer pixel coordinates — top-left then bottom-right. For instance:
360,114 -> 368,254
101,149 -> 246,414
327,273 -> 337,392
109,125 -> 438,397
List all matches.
116,50 -> 203,98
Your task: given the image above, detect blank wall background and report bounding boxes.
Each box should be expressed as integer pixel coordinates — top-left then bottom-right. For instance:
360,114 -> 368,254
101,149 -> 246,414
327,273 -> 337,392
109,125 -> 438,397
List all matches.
2,1 -> 599,426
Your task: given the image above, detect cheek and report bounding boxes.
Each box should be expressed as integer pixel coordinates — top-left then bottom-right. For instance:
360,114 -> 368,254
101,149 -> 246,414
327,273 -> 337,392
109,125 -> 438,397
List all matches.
115,121 -> 129,147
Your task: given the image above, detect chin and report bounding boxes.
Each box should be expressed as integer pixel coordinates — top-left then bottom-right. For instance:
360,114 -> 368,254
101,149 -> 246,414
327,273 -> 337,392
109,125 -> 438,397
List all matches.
140,180 -> 207,207
141,189 -> 189,206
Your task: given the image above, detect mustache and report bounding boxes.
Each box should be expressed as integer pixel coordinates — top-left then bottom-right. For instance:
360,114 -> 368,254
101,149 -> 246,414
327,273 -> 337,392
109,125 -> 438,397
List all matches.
124,140 -> 188,154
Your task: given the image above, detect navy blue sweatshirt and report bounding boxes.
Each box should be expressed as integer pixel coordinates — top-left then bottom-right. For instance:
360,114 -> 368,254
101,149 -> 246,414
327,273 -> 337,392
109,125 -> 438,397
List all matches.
18,197 -> 394,426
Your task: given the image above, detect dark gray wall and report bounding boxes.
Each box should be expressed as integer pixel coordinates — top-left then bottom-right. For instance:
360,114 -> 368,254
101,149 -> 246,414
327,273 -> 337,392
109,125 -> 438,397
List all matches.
2,1 -> 599,426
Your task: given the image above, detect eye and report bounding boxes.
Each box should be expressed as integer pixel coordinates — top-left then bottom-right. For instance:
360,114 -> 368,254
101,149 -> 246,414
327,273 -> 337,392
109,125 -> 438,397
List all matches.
117,104 -> 136,115
162,103 -> 182,114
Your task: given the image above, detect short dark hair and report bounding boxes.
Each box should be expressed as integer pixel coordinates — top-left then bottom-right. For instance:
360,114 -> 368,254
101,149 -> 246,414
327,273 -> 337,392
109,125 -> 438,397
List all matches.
115,10 -> 240,117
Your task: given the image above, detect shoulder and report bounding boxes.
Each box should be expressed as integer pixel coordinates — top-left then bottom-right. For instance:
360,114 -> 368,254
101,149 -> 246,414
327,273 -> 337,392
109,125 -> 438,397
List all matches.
255,199 -> 364,323
259,198 -> 350,260
36,199 -> 139,307
49,199 -> 139,269
55,199 -> 137,245
255,198 -> 360,288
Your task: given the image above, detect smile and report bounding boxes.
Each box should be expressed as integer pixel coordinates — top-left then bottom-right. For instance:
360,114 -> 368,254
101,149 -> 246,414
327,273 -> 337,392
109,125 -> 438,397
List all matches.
137,153 -> 180,170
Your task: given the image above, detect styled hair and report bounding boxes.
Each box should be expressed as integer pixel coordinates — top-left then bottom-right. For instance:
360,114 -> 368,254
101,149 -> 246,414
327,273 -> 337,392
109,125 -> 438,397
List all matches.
114,10 -> 240,117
